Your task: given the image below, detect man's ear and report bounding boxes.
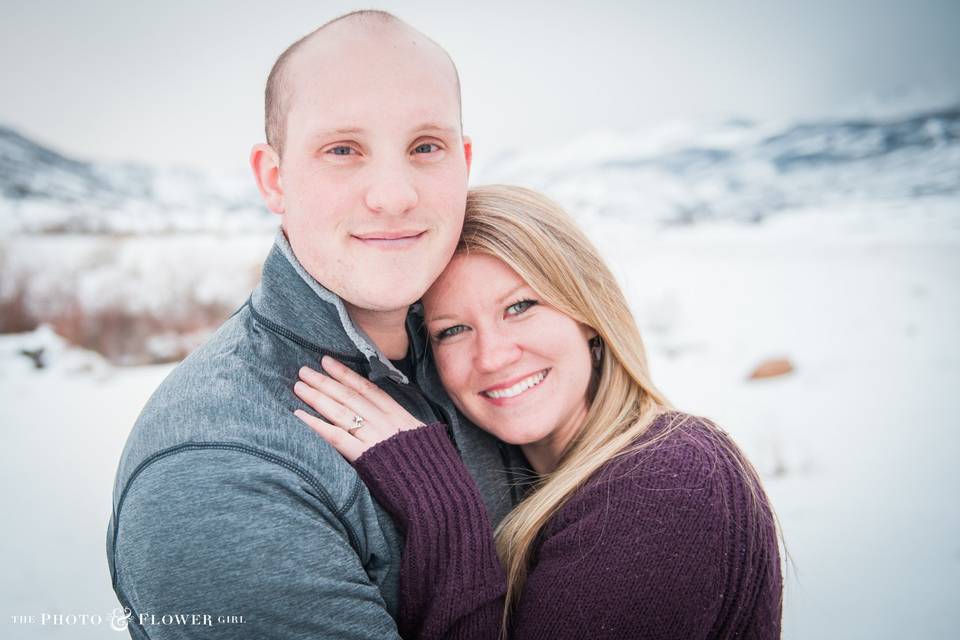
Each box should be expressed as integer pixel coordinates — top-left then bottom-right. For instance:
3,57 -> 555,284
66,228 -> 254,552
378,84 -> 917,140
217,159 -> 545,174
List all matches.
250,143 -> 285,214
462,135 -> 473,176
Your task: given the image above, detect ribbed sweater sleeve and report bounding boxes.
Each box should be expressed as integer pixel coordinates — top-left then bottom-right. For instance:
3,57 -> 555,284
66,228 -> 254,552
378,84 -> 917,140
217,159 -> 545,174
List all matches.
354,416 -> 782,640
354,422 -> 506,640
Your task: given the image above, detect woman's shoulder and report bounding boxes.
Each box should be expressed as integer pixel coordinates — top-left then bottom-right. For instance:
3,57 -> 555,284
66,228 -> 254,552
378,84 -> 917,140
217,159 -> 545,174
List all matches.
542,411 -> 765,547
565,411 -> 763,521
539,412 -> 781,636
596,411 -> 740,481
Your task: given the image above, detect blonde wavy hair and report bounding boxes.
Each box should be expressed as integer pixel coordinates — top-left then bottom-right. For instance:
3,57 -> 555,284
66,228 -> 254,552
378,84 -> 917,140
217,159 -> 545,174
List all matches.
458,185 -> 689,632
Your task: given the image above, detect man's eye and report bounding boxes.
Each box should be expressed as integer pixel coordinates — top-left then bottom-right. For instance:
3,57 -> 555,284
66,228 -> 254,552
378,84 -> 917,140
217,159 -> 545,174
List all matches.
435,324 -> 467,341
412,143 -> 439,154
328,146 -> 355,156
506,299 -> 538,316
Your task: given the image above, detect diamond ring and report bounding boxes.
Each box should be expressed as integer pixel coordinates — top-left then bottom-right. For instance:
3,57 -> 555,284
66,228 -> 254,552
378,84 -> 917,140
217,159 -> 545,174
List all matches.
348,414 -> 365,435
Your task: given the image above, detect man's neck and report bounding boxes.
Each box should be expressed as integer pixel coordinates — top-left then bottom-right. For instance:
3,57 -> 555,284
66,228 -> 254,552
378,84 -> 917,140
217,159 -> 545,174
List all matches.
344,303 -> 410,360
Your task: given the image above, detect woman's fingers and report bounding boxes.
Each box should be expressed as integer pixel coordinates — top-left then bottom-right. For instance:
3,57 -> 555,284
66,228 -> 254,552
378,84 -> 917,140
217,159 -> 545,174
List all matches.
293,409 -> 368,463
320,356 -> 425,429
293,379 -> 366,432
297,367 -> 380,427
293,358 -> 431,465
319,356 -> 398,413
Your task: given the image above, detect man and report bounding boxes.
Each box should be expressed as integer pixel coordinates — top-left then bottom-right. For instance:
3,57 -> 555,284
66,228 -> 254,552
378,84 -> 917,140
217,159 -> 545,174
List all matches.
107,11 -> 523,639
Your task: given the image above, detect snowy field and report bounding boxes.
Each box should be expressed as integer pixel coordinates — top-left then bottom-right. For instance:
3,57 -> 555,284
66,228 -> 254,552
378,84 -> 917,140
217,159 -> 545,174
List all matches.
1,197 -> 958,638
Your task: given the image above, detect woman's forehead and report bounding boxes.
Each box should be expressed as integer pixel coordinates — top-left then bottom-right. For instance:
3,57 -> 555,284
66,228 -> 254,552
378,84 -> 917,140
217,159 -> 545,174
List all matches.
423,254 -> 526,316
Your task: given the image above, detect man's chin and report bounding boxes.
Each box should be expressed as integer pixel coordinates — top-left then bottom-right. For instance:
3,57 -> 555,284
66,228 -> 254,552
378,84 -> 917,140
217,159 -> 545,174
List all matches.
342,285 -> 430,315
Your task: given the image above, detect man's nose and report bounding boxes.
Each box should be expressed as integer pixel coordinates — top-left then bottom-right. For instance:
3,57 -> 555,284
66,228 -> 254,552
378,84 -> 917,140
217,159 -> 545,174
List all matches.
364,161 -> 419,215
474,326 -> 522,374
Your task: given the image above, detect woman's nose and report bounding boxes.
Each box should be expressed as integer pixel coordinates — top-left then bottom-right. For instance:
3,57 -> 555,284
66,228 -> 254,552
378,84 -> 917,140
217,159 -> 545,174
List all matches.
474,327 -> 522,374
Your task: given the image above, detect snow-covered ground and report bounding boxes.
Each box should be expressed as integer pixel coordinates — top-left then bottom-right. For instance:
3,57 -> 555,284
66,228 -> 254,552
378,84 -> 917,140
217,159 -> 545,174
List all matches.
1,198 -> 957,638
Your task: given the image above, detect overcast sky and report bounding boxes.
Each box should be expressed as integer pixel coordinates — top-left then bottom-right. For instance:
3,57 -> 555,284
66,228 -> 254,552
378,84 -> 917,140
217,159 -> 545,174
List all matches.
2,0 -> 958,174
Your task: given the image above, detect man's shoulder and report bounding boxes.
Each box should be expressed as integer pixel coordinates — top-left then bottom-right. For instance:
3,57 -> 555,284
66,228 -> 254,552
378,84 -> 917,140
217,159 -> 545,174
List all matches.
114,305 -> 356,506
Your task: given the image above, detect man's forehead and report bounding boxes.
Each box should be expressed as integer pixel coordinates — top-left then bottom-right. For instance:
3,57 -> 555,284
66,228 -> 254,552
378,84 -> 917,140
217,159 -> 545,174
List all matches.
283,30 -> 461,136
287,76 -> 461,134
286,19 -> 456,87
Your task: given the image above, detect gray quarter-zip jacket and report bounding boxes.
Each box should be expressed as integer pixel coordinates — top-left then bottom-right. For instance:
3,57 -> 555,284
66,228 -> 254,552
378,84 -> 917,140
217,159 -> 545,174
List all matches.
107,231 -> 524,639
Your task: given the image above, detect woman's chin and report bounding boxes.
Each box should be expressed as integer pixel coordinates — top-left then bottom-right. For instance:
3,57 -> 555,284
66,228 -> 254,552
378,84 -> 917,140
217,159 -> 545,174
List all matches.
485,423 -> 551,448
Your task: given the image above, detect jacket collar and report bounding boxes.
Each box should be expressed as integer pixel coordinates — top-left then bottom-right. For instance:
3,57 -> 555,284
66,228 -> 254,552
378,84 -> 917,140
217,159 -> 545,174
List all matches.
249,230 -> 409,384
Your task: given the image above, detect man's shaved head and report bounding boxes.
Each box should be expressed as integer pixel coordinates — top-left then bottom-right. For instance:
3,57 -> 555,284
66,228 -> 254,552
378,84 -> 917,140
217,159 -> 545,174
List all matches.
264,10 -> 462,157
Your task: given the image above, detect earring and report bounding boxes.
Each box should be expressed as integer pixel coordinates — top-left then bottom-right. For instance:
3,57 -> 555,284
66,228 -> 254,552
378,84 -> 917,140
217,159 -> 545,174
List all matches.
590,336 -> 603,367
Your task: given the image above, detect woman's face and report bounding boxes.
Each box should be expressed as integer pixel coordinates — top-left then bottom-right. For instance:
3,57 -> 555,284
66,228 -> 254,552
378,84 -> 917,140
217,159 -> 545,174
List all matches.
423,253 -> 596,457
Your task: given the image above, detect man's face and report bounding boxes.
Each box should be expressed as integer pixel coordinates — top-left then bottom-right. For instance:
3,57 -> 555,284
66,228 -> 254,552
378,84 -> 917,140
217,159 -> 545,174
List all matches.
273,26 -> 470,313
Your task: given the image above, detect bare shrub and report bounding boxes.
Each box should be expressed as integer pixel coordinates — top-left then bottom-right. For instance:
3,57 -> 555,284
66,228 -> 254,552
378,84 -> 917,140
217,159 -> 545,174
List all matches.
0,279 -> 40,333
50,296 -> 237,365
0,250 -> 40,333
1,233 -> 266,365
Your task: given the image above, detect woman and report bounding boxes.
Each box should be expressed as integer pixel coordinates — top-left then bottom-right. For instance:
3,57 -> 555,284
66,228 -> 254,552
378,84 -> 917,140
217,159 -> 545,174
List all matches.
293,185 -> 782,639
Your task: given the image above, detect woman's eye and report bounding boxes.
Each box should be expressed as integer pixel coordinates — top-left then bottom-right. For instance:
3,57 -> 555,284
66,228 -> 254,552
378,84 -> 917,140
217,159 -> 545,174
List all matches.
506,299 -> 538,316
327,145 -> 356,156
412,142 -> 439,154
435,324 -> 467,341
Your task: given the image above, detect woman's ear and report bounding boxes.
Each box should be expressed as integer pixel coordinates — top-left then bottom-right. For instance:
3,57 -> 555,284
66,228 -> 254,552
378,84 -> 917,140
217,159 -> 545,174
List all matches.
589,334 -> 604,368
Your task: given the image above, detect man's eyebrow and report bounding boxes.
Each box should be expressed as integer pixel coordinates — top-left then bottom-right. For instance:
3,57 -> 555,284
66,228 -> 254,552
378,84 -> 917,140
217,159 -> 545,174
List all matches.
306,124 -> 458,144
412,123 -> 460,136
308,127 -> 366,140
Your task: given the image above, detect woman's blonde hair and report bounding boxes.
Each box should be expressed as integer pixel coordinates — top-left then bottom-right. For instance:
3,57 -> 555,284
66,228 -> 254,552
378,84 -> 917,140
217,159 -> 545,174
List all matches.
460,185 -> 782,636
459,185 -> 677,631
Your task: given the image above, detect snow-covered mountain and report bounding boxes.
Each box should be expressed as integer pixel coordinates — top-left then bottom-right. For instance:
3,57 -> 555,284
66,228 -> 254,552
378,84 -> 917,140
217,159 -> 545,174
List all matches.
2,104 -> 958,234
476,105 -> 960,225
0,126 -> 270,234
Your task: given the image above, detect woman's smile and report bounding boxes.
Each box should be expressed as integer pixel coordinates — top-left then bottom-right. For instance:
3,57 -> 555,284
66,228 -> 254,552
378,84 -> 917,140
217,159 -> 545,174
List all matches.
480,368 -> 550,403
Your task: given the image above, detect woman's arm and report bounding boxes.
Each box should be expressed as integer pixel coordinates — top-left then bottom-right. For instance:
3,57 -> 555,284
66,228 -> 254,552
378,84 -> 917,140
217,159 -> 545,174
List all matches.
292,356 -> 506,639
354,423 -> 506,640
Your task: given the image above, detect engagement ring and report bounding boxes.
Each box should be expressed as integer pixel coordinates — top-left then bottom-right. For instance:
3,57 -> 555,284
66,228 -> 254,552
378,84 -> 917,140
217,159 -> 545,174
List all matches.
348,414 -> 365,435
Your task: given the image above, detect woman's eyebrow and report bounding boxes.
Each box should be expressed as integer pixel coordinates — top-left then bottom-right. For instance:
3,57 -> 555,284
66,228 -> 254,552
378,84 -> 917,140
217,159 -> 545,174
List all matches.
496,284 -> 528,304
426,313 -> 457,324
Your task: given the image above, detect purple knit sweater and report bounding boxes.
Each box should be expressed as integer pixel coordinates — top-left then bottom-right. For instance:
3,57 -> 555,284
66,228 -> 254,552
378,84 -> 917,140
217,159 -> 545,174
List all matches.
354,412 -> 782,640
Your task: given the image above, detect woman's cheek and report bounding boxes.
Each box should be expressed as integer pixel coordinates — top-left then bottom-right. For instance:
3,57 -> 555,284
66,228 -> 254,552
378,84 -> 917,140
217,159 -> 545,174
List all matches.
435,345 -> 470,405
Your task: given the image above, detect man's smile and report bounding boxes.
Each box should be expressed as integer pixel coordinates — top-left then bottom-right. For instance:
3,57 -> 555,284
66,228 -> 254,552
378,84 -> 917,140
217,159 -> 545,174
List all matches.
350,230 -> 427,249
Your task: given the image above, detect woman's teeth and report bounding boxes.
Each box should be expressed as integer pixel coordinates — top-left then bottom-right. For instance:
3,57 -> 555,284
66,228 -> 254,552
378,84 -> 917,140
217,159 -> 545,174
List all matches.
483,370 -> 548,400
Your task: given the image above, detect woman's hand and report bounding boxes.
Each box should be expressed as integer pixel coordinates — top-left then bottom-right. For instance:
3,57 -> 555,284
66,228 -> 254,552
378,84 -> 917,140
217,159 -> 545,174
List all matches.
293,355 -> 426,463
